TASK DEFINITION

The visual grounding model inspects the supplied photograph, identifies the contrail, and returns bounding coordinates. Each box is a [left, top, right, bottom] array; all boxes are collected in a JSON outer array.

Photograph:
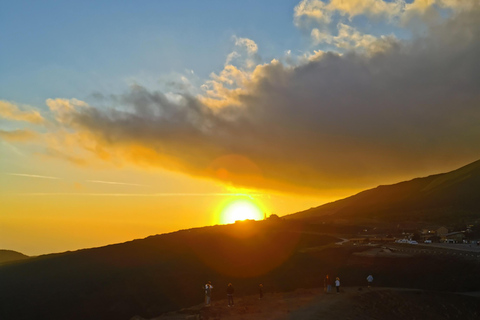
[[87, 180, 146, 187], [7, 192, 260, 198], [6, 173, 60, 180]]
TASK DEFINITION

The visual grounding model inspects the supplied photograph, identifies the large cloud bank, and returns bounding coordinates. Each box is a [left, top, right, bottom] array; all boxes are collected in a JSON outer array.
[[4, 3, 480, 194]]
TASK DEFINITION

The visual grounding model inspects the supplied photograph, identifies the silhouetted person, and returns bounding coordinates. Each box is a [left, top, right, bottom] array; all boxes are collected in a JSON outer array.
[[367, 274, 373, 288], [335, 277, 340, 294], [227, 283, 234, 306], [324, 275, 332, 293], [205, 281, 213, 306], [259, 284, 263, 299]]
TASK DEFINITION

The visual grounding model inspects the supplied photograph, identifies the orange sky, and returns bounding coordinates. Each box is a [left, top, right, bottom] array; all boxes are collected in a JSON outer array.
[[0, 155, 336, 255]]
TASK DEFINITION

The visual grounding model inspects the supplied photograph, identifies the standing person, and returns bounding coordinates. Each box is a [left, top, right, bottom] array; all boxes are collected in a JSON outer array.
[[367, 274, 373, 288], [227, 283, 234, 307], [335, 277, 340, 294], [324, 275, 332, 293], [258, 284, 263, 299], [205, 281, 213, 306]]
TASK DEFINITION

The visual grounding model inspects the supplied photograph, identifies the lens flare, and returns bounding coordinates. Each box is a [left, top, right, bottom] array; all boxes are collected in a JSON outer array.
[[219, 199, 264, 224]]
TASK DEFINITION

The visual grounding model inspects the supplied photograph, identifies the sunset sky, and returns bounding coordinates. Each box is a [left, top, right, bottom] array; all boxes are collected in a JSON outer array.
[[1, 0, 480, 256]]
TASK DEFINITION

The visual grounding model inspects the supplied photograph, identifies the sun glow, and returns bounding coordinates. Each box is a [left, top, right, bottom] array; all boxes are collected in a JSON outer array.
[[220, 199, 264, 224]]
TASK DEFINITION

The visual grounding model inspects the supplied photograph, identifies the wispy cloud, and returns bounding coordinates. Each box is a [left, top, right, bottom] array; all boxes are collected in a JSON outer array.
[[0, 100, 44, 124], [87, 180, 147, 187], [6, 173, 61, 180], [7, 192, 259, 199], [0, 129, 39, 142], [294, 0, 477, 50]]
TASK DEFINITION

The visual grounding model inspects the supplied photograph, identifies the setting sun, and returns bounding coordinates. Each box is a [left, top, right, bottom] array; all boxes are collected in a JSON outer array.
[[220, 199, 264, 224]]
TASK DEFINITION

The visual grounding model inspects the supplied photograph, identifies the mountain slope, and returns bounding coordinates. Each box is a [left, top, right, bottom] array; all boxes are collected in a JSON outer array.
[[0, 250, 28, 264], [0, 221, 339, 320], [287, 159, 480, 224]]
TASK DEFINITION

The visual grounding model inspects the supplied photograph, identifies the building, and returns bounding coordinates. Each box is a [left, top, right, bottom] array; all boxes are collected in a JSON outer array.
[[442, 232, 465, 243]]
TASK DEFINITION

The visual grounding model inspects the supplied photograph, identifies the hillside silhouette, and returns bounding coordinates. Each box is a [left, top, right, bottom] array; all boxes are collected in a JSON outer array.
[[2, 218, 480, 319], [0, 249, 29, 265], [287, 159, 480, 225], [0, 220, 339, 320], [2, 160, 480, 319]]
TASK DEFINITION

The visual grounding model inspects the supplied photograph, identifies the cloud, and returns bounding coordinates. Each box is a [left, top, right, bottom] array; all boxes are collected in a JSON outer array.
[[87, 180, 146, 187], [0, 129, 39, 142], [0, 100, 44, 124], [6, 173, 60, 180], [8, 192, 260, 198], [311, 24, 389, 53], [41, 147, 89, 166], [233, 36, 259, 55], [297, 0, 478, 50], [200, 37, 261, 108], [8, 5, 480, 195], [46, 98, 89, 124], [294, 0, 404, 28], [295, 0, 475, 28], [294, 0, 332, 27]]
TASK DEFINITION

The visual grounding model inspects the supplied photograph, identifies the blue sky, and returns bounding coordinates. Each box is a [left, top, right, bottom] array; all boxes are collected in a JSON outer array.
[[1, 1, 304, 107]]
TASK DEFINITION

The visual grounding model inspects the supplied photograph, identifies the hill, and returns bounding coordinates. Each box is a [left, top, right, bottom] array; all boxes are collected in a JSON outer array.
[[0, 249, 28, 264], [0, 220, 339, 320], [2, 217, 480, 320], [286, 159, 480, 225]]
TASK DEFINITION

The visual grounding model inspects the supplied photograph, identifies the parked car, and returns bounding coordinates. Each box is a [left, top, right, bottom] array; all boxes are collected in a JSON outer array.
[[424, 240, 432, 244]]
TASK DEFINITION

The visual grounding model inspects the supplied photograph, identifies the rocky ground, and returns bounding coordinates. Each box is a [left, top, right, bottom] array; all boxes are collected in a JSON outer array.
[[131, 287, 480, 320]]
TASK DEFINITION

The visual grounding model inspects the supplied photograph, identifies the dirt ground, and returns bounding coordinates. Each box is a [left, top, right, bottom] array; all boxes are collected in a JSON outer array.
[[137, 287, 480, 320]]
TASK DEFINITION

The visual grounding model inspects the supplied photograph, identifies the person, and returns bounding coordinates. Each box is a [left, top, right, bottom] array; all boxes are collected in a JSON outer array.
[[324, 275, 332, 293], [258, 284, 263, 299], [227, 283, 234, 307], [335, 277, 340, 294], [205, 281, 213, 306], [367, 274, 373, 288]]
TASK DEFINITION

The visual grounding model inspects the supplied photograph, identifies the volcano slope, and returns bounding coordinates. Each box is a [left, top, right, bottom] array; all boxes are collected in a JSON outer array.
[[143, 287, 480, 320]]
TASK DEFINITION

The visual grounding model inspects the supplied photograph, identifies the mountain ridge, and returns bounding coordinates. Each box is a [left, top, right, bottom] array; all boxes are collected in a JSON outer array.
[[0, 249, 29, 265], [286, 159, 480, 224]]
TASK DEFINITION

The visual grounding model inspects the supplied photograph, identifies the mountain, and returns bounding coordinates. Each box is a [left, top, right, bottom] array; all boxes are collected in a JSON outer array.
[[0, 249, 28, 264], [286, 159, 480, 225], [2, 216, 480, 320], [3, 160, 480, 320], [0, 220, 339, 320]]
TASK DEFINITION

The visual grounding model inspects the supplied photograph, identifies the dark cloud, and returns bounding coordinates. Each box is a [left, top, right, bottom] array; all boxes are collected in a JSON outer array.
[[67, 8, 480, 193]]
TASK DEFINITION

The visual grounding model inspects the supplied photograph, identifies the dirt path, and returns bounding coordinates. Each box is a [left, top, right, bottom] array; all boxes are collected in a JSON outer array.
[[144, 287, 480, 320]]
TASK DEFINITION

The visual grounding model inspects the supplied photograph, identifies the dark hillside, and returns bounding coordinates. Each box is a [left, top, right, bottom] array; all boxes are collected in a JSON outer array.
[[0, 249, 28, 264], [287, 159, 480, 224], [0, 220, 338, 320], [2, 220, 480, 320]]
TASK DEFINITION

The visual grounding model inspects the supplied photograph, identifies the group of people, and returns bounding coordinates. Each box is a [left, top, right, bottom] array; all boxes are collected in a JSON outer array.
[[323, 275, 341, 294], [324, 274, 374, 294], [205, 282, 264, 307], [205, 274, 374, 307]]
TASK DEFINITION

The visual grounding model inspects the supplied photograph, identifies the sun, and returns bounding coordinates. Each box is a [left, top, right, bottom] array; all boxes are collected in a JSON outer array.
[[220, 199, 264, 224]]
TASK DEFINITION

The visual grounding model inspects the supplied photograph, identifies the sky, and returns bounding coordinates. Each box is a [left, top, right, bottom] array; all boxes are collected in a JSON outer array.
[[1, 0, 480, 256]]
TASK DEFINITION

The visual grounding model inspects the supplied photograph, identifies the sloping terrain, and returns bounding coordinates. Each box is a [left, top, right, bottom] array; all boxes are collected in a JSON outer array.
[[0, 220, 338, 320], [141, 287, 480, 320], [287, 159, 480, 224], [0, 249, 28, 264], [2, 221, 480, 320]]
